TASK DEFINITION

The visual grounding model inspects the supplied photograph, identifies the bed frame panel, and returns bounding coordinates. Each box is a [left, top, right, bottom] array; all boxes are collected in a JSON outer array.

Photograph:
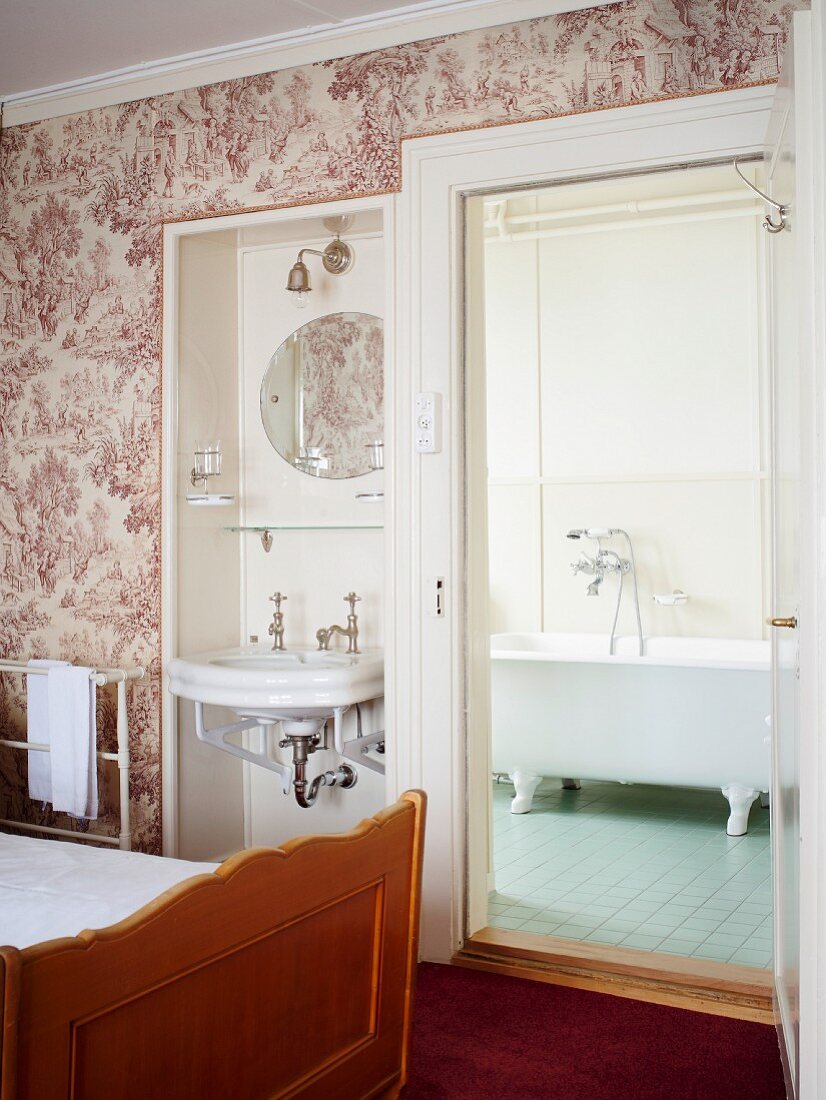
[[0, 791, 425, 1100]]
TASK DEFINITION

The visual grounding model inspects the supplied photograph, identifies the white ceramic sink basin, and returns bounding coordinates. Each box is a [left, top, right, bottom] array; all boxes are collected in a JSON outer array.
[[168, 645, 384, 720]]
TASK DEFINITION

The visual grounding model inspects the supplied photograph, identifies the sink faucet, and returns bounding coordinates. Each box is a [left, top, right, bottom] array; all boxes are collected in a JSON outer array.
[[316, 592, 361, 654], [268, 591, 287, 651]]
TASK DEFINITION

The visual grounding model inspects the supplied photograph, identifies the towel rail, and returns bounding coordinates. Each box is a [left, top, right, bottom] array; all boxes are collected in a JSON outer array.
[[0, 661, 144, 851]]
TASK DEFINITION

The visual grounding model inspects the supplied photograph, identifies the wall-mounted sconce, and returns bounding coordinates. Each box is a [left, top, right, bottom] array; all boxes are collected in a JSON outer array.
[[286, 229, 354, 309], [187, 440, 235, 505]]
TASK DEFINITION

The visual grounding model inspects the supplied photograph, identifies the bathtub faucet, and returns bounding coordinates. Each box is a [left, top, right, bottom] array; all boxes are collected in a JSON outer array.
[[567, 528, 644, 656], [570, 548, 626, 595]]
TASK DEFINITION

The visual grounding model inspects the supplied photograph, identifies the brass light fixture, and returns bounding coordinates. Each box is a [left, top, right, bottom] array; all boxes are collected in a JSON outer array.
[[286, 234, 354, 309]]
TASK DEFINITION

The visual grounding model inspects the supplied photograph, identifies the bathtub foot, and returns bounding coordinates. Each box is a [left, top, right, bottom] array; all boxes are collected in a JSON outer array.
[[722, 784, 759, 836], [561, 778, 581, 790], [510, 771, 542, 814]]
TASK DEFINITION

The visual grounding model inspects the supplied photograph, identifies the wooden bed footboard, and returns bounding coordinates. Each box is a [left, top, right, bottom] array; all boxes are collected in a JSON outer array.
[[0, 791, 426, 1100]]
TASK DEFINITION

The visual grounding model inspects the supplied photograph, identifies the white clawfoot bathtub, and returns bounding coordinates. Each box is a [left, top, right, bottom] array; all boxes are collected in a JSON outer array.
[[490, 633, 771, 835]]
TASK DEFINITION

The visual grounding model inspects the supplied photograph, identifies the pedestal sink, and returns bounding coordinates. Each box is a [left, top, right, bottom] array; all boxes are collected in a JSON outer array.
[[168, 646, 385, 805]]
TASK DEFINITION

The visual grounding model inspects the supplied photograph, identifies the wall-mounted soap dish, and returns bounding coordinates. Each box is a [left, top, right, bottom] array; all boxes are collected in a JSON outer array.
[[653, 590, 688, 606]]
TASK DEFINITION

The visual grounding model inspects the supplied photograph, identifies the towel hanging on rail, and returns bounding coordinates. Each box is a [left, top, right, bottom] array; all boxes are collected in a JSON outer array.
[[48, 665, 97, 819], [26, 662, 98, 819], [26, 658, 69, 804]]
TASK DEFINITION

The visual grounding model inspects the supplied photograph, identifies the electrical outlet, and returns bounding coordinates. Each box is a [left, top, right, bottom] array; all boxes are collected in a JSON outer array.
[[415, 393, 442, 453]]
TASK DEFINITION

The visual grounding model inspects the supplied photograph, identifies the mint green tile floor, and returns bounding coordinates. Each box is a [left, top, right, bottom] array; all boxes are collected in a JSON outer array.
[[489, 779, 772, 969]]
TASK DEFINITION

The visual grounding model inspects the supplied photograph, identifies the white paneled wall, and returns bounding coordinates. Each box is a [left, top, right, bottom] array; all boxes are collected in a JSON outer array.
[[485, 192, 767, 641], [176, 230, 244, 860], [239, 231, 385, 646]]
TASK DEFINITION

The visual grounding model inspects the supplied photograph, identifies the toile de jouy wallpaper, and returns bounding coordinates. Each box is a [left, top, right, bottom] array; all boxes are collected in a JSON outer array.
[[0, 0, 803, 852]]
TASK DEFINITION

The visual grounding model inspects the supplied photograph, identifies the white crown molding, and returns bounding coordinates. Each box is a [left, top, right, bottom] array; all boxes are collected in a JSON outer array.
[[2, 0, 596, 128]]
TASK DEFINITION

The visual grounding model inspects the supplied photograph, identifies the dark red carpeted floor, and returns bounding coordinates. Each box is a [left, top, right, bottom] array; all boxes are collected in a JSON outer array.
[[404, 963, 786, 1099]]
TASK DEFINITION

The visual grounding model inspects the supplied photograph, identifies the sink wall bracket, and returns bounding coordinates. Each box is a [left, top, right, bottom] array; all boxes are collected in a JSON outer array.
[[192, 700, 386, 795], [332, 703, 386, 775], [193, 701, 292, 793]]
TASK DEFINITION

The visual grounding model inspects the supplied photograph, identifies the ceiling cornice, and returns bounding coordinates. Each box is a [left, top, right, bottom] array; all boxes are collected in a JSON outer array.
[[2, 0, 596, 128]]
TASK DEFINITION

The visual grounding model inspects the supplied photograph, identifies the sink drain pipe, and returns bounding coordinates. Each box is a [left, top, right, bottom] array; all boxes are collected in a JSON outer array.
[[279, 731, 358, 808]]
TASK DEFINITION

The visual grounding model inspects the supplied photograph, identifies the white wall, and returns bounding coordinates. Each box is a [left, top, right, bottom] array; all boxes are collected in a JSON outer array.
[[485, 178, 768, 642], [238, 220, 387, 844], [176, 230, 244, 860]]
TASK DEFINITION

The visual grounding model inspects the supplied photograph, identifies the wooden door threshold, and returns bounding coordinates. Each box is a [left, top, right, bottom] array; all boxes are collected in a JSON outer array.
[[454, 927, 774, 1023]]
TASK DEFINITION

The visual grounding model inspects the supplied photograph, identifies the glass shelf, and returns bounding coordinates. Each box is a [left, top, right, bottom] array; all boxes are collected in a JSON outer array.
[[224, 524, 383, 532]]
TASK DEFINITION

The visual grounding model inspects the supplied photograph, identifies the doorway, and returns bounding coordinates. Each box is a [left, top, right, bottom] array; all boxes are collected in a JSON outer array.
[[471, 161, 774, 974], [393, 25, 823, 1086]]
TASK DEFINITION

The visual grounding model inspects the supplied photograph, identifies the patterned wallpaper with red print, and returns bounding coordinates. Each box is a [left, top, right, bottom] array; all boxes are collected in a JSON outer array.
[[0, 0, 802, 852]]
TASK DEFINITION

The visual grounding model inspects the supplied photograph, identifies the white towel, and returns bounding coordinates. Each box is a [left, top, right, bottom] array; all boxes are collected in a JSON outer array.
[[47, 666, 98, 820], [26, 658, 69, 802]]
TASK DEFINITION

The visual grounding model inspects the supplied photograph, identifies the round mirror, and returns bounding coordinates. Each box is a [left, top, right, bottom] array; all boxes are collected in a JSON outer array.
[[260, 312, 384, 479]]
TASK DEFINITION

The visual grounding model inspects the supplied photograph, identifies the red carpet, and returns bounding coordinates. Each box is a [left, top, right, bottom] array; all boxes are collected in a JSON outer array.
[[405, 963, 786, 1099]]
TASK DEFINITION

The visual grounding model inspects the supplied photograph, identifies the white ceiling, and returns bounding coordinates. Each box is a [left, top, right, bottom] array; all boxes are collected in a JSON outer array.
[[0, 0, 457, 100]]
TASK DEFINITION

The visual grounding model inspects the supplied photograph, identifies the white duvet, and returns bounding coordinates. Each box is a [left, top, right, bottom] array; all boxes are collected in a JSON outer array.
[[0, 831, 218, 950]]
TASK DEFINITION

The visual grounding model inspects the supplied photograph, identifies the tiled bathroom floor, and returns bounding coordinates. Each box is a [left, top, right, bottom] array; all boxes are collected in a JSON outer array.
[[489, 779, 772, 969]]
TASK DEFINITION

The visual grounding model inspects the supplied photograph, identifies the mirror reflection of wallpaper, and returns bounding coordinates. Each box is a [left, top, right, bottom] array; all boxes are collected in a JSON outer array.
[[299, 313, 383, 478], [0, 0, 802, 851]]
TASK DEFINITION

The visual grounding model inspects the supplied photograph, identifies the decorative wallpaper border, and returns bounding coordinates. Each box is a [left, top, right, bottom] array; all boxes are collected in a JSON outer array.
[[0, 0, 803, 852]]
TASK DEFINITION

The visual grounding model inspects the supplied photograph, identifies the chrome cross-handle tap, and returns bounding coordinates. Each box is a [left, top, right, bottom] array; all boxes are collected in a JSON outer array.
[[316, 592, 361, 653], [344, 591, 361, 617], [570, 551, 597, 576], [268, 591, 287, 651]]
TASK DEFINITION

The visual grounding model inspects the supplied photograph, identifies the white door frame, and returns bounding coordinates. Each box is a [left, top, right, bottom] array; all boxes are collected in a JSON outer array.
[[391, 85, 777, 963]]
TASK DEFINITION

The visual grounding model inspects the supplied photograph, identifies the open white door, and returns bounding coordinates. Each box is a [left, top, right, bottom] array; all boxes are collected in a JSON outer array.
[[766, 11, 825, 1098], [767, 47, 801, 1090]]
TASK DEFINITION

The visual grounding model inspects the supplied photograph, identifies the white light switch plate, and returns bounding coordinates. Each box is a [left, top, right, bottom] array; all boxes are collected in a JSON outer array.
[[415, 392, 442, 453]]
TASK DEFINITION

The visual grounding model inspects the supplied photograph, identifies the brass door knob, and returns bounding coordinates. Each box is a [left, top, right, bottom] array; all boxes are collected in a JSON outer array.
[[768, 616, 798, 629]]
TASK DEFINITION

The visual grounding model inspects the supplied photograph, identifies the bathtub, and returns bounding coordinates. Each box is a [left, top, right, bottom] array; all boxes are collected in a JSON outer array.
[[490, 633, 771, 835]]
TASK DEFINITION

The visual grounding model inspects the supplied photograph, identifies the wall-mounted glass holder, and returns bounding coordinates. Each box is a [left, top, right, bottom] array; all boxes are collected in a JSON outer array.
[[366, 440, 384, 470], [187, 440, 235, 506]]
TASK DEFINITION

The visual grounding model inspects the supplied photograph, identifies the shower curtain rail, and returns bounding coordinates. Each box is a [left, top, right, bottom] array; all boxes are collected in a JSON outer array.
[[0, 660, 144, 850]]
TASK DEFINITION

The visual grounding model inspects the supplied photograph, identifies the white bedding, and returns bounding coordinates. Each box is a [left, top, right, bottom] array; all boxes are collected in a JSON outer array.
[[0, 831, 218, 950]]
